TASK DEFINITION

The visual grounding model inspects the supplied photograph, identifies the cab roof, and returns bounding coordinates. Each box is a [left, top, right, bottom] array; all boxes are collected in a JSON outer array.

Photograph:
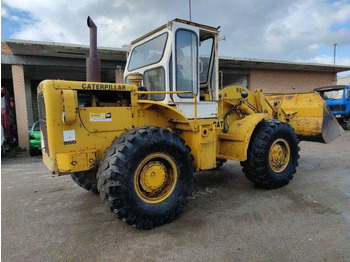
[[131, 18, 219, 45], [314, 85, 349, 91]]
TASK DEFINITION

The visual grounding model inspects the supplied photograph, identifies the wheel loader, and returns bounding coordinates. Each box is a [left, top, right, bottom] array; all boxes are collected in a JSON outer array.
[[37, 17, 344, 229]]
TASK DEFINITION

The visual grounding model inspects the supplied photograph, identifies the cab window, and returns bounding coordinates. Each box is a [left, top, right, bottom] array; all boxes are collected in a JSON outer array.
[[199, 37, 214, 84], [175, 29, 198, 98], [128, 33, 168, 71], [143, 67, 166, 101]]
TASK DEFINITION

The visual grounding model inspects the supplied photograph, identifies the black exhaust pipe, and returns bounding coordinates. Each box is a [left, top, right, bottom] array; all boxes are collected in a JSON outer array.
[[86, 16, 100, 82]]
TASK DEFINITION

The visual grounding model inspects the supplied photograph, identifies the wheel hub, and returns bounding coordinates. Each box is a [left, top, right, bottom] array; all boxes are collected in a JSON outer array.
[[269, 138, 291, 173], [139, 161, 167, 194], [134, 153, 178, 203]]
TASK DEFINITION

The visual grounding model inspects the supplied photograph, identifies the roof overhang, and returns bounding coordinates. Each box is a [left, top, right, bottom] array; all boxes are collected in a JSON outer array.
[[5, 39, 127, 62], [3, 39, 350, 73], [219, 56, 350, 73]]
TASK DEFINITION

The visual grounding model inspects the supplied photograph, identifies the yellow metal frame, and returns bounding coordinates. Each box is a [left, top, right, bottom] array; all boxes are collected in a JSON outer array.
[[38, 79, 337, 175], [136, 90, 198, 121]]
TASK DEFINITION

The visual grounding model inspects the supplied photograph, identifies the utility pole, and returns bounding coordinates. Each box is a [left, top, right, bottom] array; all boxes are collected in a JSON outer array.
[[334, 43, 337, 65], [189, 0, 192, 21]]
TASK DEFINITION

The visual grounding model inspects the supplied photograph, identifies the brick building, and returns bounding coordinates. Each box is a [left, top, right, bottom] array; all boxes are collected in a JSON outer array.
[[1, 39, 350, 149]]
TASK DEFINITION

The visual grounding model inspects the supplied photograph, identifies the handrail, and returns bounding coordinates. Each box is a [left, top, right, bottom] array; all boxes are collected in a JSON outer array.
[[135, 90, 198, 121]]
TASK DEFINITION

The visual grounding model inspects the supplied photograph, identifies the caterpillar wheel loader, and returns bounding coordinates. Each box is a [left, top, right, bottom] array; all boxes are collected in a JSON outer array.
[[38, 17, 344, 229]]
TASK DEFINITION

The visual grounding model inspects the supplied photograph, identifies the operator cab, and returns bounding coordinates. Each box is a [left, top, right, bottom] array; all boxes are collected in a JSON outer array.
[[124, 19, 220, 119]]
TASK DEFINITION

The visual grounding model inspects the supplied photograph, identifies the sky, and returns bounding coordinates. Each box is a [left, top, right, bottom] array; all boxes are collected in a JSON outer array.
[[1, 0, 350, 76]]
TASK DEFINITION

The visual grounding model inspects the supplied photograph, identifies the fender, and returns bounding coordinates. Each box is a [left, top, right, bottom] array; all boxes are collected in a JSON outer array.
[[218, 113, 268, 161], [137, 100, 196, 131]]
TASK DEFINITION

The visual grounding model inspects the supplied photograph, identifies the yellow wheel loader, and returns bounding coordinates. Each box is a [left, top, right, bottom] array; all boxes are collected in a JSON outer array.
[[37, 17, 344, 229]]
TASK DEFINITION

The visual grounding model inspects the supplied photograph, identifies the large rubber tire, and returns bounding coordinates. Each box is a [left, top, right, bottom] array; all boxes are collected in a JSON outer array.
[[240, 120, 300, 189], [71, 169, 98, 194], [216, 159, 227, 169], [345, 118, 350, 130], [97, 126, 194, 229]]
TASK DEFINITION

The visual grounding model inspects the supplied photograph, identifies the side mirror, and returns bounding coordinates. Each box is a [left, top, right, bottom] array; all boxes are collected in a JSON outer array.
[[61, 90, 77, 125]]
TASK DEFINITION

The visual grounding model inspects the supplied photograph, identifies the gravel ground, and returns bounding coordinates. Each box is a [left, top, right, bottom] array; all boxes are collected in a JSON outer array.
[[2, 131, 350, 262]]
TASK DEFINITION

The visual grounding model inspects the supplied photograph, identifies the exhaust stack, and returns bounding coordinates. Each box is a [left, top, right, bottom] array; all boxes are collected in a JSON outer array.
[[86, 16, 100, 82]]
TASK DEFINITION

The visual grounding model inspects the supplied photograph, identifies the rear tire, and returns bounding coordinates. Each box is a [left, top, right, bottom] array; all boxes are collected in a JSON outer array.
[[241, 120, 300, 189], [71, 169, 98, 194], [97, 127, 194, 229]]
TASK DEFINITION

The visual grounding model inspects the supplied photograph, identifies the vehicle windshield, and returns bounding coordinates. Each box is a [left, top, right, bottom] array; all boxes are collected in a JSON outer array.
[[33, 122, 40, 131], [320, 89, 343, 100], [128, 33, 168, 71]]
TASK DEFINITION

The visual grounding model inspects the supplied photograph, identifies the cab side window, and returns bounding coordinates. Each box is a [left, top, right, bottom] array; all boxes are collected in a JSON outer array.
[[175, 29, 198, 98]]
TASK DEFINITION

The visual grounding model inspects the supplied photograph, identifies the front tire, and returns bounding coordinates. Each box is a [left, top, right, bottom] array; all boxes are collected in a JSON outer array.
[[97, 127, 194, 229], [345, 118, 350, 130], [241, 120, 300, 189]]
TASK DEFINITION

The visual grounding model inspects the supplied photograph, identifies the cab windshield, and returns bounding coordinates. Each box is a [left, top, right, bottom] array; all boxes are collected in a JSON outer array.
[[128, 33, 168, 71], [320, 89, 343, 100]]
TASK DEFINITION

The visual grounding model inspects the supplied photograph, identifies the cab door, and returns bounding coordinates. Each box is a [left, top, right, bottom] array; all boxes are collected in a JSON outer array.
[[171, 23, 199, 104], [171, 23, 218, 119]]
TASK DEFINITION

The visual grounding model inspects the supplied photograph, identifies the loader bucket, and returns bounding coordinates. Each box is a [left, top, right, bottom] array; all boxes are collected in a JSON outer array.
[[266, 92, 344, 143], [321, 106, 345, 143]]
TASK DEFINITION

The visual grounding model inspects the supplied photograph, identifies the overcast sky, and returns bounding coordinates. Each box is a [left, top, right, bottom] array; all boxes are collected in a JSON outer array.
[[1, 0, 350, 75]]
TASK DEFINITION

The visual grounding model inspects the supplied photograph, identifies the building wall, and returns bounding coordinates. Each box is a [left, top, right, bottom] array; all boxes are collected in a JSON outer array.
[[11, 65, 29, 149], [1, 42, 12, 55], [249, 69, 336, 93]]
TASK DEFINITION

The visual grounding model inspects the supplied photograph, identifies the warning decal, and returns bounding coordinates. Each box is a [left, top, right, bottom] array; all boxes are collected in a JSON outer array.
[[63, 130, 76, 145], [89, 113, 112, 122]]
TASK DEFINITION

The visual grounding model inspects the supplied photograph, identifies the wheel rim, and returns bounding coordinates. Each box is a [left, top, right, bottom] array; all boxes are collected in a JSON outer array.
[[269, 138, 291, 173], [134, 153, 178, 203]]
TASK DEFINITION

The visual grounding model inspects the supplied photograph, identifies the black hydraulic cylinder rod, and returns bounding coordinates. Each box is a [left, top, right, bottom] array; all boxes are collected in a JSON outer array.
[[86, 16, 100, 82]]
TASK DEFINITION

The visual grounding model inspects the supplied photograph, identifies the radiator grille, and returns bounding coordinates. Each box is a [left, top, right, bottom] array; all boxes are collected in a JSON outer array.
[[37, 91, 49, 156], [329, 104, 346, 112]]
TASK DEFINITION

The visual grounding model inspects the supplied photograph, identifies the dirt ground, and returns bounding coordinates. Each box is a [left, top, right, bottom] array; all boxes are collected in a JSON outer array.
[[2, 131, 350, 262]]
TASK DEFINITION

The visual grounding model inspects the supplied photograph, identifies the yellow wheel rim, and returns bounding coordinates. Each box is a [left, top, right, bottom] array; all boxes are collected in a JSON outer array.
[[134, 153, 178, 203], [269, 138, 291, 173]]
